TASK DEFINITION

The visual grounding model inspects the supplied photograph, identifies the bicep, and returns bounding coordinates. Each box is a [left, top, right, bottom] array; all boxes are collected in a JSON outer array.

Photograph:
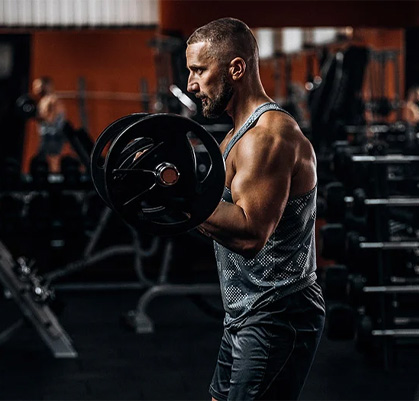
[[230, 135, 294, 237]]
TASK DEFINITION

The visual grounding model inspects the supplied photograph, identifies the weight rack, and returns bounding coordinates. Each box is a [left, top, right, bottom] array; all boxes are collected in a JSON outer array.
[[352, 155, 419, 369]]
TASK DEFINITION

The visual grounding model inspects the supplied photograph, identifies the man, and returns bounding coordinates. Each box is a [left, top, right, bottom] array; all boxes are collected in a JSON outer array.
[[32, 76, 67, 171], [186, 18, 325, 400], [403, 85, 419, 128]]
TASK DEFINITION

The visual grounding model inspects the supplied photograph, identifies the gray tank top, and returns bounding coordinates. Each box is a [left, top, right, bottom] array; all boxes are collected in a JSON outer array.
[[214, 102, 317, 328], [39, 112, 66, 155]]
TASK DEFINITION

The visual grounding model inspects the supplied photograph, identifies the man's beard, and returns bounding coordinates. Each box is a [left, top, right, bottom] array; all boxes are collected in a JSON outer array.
[[201, 74, 233, 119]]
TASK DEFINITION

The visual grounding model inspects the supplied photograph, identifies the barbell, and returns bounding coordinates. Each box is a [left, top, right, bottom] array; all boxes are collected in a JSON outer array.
[[90, 113, 226, 236]]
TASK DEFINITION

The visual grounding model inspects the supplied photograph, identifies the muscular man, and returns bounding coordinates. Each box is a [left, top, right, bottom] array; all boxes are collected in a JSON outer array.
[[403, 85, 419, 128], [32, 76, 66, 171], [186, 18, 325, 400]]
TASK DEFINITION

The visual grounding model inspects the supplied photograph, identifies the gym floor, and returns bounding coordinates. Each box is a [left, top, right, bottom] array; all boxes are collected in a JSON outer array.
[[1, 286, 419, 401]]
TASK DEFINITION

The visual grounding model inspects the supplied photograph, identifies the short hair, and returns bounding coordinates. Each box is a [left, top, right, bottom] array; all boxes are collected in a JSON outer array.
[[39, 76, 52, 85], [34, 76, 53, 93], [187, 18, 259, 72], [407, 85, 419, 99]]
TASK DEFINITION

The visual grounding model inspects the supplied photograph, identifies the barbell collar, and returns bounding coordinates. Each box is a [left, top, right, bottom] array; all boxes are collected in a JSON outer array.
[[155, 162, 180, 186]]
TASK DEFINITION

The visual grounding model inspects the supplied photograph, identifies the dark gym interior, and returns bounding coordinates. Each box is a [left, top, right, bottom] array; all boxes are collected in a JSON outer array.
[[1, 1, 419, 400]]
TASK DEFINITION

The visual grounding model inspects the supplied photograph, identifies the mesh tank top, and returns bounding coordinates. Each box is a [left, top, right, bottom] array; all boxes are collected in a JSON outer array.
[[214, 102, 318, 328]]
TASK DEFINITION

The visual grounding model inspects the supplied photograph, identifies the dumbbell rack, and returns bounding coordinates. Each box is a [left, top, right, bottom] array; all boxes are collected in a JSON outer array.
[[352, 155, 419, 369], [0, 240, 77, 358]]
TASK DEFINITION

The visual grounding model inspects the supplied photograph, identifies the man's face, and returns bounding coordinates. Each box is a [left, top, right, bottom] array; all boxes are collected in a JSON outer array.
[[32, 79, 51, 97], [186, 42, 233, 118], [32, 79, 44, 96]]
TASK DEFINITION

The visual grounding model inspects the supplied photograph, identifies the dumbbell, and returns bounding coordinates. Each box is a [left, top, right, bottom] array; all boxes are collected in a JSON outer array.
[[347, 231, 419, 252], [15, 94, 37, 120], [324, 182, 346, 222], [354, 314, 375, 353], [326, 303, 356, 341], [319, 223, 346, 261], [347, 274, 367, 307], [324, 182, 369, 221], [324, 265, 349, 302], [321, 223, 419, 260], [355, 313, 419, 353], [324, 183, 369, 235], [325, 181, 406, 222]]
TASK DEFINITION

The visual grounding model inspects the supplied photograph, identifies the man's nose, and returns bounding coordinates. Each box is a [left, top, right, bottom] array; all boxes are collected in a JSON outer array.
[[187, 78, 199, 93]]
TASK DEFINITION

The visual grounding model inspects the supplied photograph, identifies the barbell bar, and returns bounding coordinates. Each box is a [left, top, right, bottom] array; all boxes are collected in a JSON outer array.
[[371, 329, 419, 337], [343, 196, 419, 207], [359, 241, 419, 250], [351, 155, 419, 163], [363, 285, 419, 293]]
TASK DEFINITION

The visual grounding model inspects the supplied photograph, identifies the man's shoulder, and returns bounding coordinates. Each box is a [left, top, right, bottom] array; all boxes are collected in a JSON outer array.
[[241, 112, 315, 163], [236, 121, 297, 163], [247, 111, 304, 144]]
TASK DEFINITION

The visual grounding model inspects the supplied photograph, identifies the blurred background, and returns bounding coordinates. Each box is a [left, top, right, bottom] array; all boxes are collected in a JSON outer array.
[[1, 1, 419, 400]]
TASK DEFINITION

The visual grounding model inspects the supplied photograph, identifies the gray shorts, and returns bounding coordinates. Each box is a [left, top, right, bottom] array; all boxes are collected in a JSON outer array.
[[209, 282, 325, 401]]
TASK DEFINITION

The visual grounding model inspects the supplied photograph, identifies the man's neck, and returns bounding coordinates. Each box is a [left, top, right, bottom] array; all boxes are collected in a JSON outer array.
[[227, 91, 273, 135]]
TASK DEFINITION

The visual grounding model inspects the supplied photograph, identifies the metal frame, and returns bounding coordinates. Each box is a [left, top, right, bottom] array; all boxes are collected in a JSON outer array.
[[0, 241, 77, 358]]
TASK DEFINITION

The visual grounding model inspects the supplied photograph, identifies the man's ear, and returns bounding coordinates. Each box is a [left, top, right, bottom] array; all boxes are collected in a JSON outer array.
[[229, 57, 246, 81]]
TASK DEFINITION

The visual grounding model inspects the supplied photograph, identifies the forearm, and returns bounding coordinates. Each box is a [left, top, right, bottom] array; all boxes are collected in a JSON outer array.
[[198, 201, 264, 257]]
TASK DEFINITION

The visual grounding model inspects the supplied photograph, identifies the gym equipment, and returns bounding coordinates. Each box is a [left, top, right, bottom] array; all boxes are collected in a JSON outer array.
[[365, 50, 402, 120], [356, 314, 419, 341], [348, 273, 419, 304], [126, 280, 220, 334], [329, 146, 419, 188], [62, 123, 94, 171], [0, 244, 77, 358], [326, 303, 356, 340], [324, 182, 346, 222], [15, 94, 37, 120], [0, 195, 23, 236], [319, 223, 346, 261], [29, 156, 49, 188], [321, 227, 418, 256], [60, 155, 82, 186], [348, 232, 419, 251], [355, 314, 374, 353], [352, 154, 419, 164], [325, 185, 419, 226], [91, 113, 226, 236], [0, 158, 22, 190], [309, 46, 369, 150], [324, 265, 348, 301], [347, 274, 367, 306]]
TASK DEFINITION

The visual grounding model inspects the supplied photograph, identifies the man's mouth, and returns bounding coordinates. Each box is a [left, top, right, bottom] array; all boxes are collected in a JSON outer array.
[[197, 94, 207, 103]]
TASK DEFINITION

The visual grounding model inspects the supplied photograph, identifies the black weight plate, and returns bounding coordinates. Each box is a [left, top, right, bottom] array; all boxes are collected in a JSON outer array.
[[105, 113, 225, 235], [16, 94, 37, 119], [90, 113, 148, 208]]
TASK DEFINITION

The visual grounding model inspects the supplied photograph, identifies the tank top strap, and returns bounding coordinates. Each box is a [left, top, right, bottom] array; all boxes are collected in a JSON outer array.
[[222, 102, 294, 160]]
